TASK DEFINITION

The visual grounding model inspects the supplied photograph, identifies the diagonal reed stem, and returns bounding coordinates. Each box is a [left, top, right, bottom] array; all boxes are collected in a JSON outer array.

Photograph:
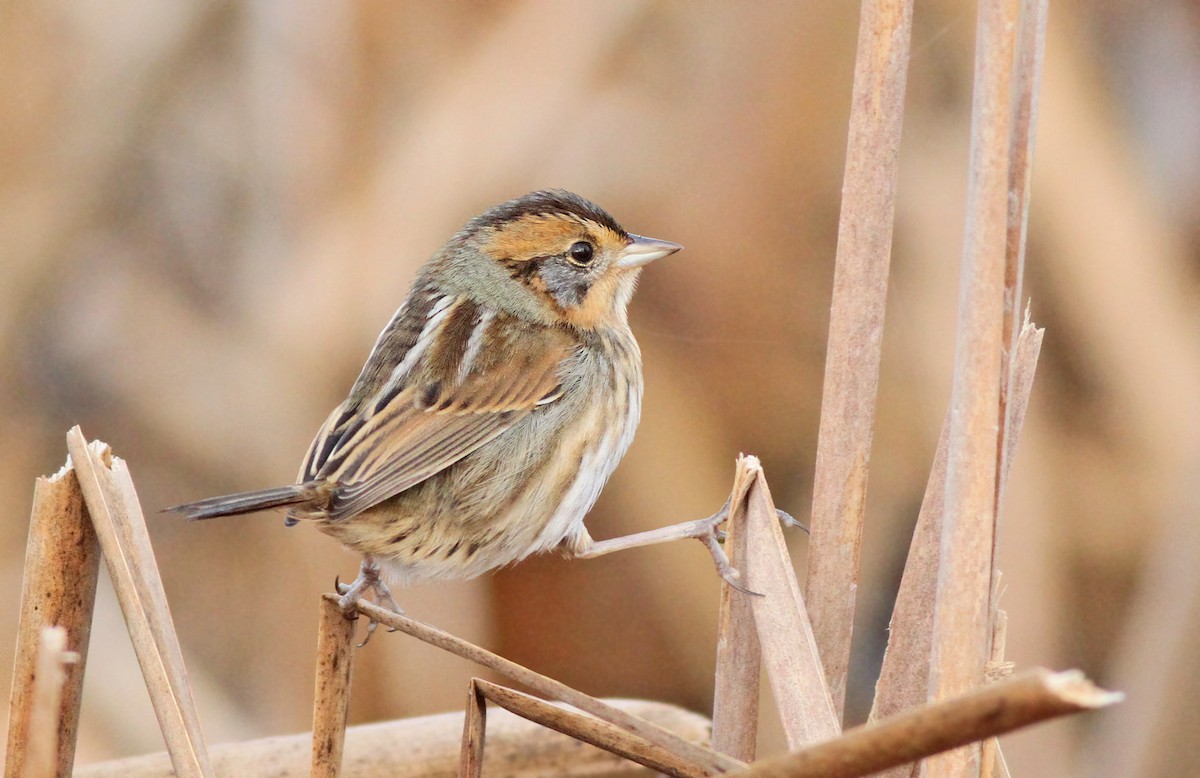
[[463, 679, 709, 778], [329, 595, 742, 775], [735, 669, 1120, 778], [66, 428, 214, 778]]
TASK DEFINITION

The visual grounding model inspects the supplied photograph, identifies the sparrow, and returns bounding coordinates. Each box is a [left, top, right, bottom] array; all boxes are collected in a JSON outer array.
[[170, 190, 763, 619]]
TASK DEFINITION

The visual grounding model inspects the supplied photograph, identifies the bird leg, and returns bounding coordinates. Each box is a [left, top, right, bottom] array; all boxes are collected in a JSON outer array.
[[335, 556, 402, 645], [562, 500, 805, 596]]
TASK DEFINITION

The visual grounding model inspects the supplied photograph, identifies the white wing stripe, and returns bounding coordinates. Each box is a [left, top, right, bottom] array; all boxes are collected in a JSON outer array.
[[382, 295, 457, 391], [457, 307, 496, 385]]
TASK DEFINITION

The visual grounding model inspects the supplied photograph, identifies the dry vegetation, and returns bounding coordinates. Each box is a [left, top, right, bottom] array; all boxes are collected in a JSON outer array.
[[2, 1, 1200, 776]]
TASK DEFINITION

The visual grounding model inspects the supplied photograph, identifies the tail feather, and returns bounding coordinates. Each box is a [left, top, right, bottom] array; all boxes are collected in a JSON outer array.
[[166, 482, 323, 521]]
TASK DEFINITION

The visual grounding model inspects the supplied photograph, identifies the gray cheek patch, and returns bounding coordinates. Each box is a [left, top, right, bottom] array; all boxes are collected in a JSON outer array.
[[540, 261, 592, 309]]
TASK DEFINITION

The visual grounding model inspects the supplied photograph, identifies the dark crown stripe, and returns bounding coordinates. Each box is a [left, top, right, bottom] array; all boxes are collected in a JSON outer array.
[[468, 190, 628, 239]]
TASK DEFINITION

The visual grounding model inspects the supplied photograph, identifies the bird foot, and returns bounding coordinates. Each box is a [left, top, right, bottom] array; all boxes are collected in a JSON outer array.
[[335, 558, 402, 646], [680, 503, 760, 596], [690, 500, 806, 595]]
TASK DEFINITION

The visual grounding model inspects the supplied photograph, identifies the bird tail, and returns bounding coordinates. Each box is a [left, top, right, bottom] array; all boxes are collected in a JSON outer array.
[[166, 482, 325, 521]]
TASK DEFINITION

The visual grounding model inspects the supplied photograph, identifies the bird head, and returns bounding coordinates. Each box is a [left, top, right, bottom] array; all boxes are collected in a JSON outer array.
[[437, 190, 682, 330]]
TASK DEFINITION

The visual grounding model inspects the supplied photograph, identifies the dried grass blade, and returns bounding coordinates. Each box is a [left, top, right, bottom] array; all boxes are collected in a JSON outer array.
[[65, 427, 214, 778], [742, 458, 840, 747], [6, 465, 100, 778], [471, 680, 709, 778], [806, 0, 914, 716], [733, 669, 1121, 778], [333, 595, 741, 775], [311, 597, 357, 778], [711, 457, 761, 761]]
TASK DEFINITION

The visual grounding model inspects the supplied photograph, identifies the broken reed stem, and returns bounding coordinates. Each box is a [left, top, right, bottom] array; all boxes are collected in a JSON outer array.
[[1000, 0, 1049, 370], [711, 461, 761, 761], [329, 595, 742, 775], [740, 458, 840, 748], [735, 669, 1121, 778], [23, 628, 78, 778], [997, 319, 1043, 503], [465, 680, 709, 778], [805, 0, 914, 716], [869, 325, 1041, 775], [311, 597, 357, 778], [926, 0, 1021, 773], [6, 466, 100, 778], [992, 0, 1050, 608], [65, 427, 214, 778], [460, 682, 487, 778]]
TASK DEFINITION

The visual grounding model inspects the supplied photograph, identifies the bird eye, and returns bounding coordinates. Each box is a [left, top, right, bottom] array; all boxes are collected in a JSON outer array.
[[567, 241, 595, 266]]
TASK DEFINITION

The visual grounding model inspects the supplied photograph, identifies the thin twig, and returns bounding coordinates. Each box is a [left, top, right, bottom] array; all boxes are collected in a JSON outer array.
[[5, 465, 100, 778], [805, 0, 914, 716], [734, 669, 1121, 778], [711, 460, 761, 761], [466, 680, 710, 778], [926, 0, 1021, 772], [312, 597, 357, 778], [742, 458, 840, 748], [65, 427, 214, 778], [329, 595, 741, 775], [23, 628, 78, 778]]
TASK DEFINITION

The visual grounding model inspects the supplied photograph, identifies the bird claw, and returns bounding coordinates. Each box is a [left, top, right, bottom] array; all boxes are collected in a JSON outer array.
[[775, 508, 810, 534], [686, 499, 806, 596], [336, 559, 403, 647], [688, 508, 764, 597]]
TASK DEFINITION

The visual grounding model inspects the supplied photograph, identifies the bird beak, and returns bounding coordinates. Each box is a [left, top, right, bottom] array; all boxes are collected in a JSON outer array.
[[616, 234, 683, 269]]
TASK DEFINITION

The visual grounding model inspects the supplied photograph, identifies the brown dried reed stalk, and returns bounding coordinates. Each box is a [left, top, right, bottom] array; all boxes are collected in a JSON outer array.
[[805, 0, 914, 717], [311, 597, 358, 778], [461, 679, 708, 778], [924, 0, 1022, 771], [65, 427, 214, 778], [734, 669, 1120, 778], [6, 465, 99, 778]]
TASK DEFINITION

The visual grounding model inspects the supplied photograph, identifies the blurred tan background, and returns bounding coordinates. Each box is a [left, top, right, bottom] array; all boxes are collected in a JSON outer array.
[[3, 1, 1199, 775]]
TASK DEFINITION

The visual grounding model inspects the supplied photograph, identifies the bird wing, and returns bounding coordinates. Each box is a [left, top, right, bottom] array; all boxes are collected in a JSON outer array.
[[298, 296, 575, 521]]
